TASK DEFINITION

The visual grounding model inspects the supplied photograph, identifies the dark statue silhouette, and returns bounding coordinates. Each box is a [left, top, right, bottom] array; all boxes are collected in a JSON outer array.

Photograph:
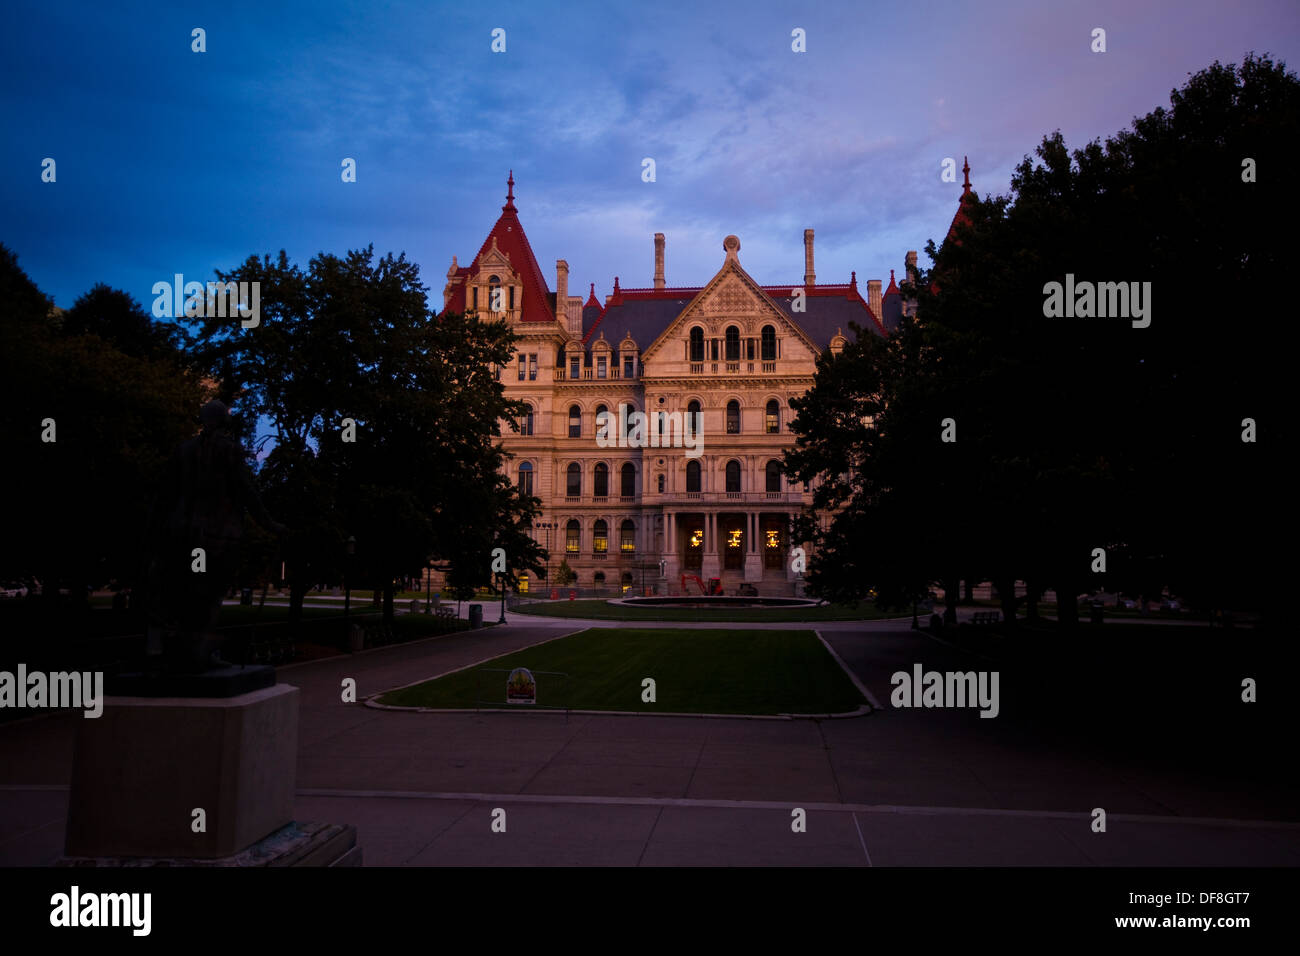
[[145, 400, 285, 672]]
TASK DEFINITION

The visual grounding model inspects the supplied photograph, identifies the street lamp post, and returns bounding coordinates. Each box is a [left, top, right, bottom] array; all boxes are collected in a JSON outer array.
[[498, 570, 507, 624], [425, 559, 433, 613], [344, 535, 356, 621]]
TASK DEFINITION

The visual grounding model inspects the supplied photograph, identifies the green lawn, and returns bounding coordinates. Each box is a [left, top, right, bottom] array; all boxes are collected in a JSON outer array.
[[510, 598, 902, 623], [376, 627, 866, 715]]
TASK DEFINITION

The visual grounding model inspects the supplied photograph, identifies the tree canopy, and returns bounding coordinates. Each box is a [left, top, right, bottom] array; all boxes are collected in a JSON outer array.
[[785, 54, 1294, 626]]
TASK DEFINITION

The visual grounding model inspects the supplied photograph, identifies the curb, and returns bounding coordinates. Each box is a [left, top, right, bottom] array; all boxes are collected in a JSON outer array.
[[362, 699, 874, 721]]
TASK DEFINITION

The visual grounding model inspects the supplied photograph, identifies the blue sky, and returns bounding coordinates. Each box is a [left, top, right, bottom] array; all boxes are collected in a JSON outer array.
[[3, 0, 1298, 310]]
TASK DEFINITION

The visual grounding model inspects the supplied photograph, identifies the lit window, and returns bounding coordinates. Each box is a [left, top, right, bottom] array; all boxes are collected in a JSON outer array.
[[765, 399, 779, 434], [620, 520, 635, 553], [593, 520, 608, 553]]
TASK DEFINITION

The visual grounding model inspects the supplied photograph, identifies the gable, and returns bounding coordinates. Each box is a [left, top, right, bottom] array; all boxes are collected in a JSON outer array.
[[641, 259, 820, 361]]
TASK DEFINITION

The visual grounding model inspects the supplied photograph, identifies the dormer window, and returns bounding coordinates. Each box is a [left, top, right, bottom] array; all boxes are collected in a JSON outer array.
[[488, 275, 502, 313]]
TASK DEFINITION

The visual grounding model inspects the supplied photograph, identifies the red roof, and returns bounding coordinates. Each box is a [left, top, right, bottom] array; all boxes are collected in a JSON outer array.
[[884, 268, 900, 297], [443, 172, 555, 322]]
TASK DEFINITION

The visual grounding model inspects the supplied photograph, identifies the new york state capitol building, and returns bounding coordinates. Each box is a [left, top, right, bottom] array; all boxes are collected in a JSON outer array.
[[439, 172, 970, 595]]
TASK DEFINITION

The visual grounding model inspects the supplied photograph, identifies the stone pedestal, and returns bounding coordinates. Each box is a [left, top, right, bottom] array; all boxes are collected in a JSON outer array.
[[65, 684, 299, 859]]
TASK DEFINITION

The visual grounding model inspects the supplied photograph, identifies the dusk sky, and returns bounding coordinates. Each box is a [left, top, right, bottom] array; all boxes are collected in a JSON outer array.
[[3, 0, 1297, 310]]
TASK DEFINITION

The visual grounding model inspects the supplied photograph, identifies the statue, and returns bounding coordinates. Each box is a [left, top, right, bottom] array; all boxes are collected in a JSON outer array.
[[145, 400, 286, 672]]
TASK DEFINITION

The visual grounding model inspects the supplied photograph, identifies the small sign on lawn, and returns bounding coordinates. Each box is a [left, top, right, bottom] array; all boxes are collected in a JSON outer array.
[[506, 667, 537, 705]]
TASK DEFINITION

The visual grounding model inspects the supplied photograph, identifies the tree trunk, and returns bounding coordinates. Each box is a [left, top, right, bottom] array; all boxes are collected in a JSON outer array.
[[943, 576, 959, 626], [995, 576, 1017, 625], [289, 579, 306, 632], [1057, 582, 1079, 630]]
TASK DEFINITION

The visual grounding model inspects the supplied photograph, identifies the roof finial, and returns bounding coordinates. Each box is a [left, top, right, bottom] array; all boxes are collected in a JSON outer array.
[[850, 270, 857, 288], [503, 170, 517, 212], [962, 156, 971, 194], [590, 282, 595, 296], [613, 276, 620, 293]]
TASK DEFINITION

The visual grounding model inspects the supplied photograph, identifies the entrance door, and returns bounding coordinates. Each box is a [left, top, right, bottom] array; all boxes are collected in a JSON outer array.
[[682, 519, 704, 569], [721, 515, 745, 570], [762, 517, 785, 569]]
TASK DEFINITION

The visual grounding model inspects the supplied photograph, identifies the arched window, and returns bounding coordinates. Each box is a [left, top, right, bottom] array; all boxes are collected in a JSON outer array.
[[726, 460, 741, 493], [689, 327, 705, 362], [594, 462, 609, 497], [518, 461, 533, 496], [687, 400, 702, 436], [568, 404, 581, 438], [566, 462, 581, 497], [657, 474, 665, 493], [595, 404, 609, 436], [725, 326, 740, 361], [686, 459, 702, 493], [761, 325, 776, 361], [622, 403, 637, 438], [621, 463, 635, 497], [593, 520, 608, 553], [565, 519, 580, 552], [765, 399, 780, 434], [620, 520, 636, 553], [726, 400, 740, 434], [765, 460, 781, 493], [520, 404, 534, 436], [488, 275, 502, 312]]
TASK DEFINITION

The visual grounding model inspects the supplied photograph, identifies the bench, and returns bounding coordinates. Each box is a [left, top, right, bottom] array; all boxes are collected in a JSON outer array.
[[435, 606, 456, 622], [971, 610, 1001, 625]]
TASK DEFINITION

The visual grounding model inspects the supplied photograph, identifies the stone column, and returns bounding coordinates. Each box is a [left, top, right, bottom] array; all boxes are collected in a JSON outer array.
[[701, 510, 720, 580]]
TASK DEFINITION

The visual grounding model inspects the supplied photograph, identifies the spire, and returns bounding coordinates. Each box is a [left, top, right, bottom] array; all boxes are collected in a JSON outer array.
[[885, 268, 900, 295], [850, 270, 857, 290], [503, 170, 516, 213], [585, 282, 600, 308], [962, 156, 971, 195]]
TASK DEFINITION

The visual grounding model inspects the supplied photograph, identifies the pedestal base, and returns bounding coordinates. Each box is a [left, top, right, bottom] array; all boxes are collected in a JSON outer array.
[[58, 821, 360, 867], [65, 684, 299, 859]]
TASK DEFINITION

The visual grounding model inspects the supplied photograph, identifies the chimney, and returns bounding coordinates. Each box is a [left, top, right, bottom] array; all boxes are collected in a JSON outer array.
[[905, 250, 918, 286], [555, 260, 569, 322], [654, 233, 665, 290], [867, 279, 882, 317], [803, 229, 815, 286]]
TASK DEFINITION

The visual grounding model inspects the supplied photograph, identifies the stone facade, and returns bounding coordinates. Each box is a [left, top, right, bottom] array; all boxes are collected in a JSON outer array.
[[439, 173, 925, 596]]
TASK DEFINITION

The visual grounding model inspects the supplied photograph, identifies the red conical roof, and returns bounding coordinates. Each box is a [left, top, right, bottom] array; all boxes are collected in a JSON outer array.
[[456, 172, 555, 322]]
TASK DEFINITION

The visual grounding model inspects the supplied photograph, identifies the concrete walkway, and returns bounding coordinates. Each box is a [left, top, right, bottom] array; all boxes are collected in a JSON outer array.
[[1, 619, 1293, 866]]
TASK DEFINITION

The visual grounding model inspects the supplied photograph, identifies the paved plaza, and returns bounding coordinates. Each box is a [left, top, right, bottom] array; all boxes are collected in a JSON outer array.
[[2, 612, 1296, 866]]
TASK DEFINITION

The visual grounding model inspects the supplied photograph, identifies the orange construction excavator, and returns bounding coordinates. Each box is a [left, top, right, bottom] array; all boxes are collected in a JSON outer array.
[[680, 573, 723, 596]]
